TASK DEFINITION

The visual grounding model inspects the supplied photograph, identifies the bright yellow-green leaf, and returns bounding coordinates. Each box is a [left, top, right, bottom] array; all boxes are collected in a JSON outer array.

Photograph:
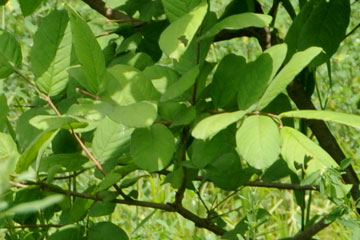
[[192, 110, 246, 140]]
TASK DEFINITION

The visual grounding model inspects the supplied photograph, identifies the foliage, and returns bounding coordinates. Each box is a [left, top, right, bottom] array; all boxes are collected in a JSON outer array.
[[0, 0, 360, 239]]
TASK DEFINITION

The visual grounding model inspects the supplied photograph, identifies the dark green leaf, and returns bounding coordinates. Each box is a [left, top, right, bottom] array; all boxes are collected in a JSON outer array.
[[108, 101, 157, 128], [18, 0, 43, 16], [68, 7, 106, 94], [89, 202, 116, 217], [93, 117, 133, 164], [285, 0, 350, 67], [88, 222, 128, 240], [0, 29, 22, 78], [31, 10, 71, 96], [130, 124, 175, 172]]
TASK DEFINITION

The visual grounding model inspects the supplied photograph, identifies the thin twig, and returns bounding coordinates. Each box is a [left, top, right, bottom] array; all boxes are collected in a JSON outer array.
[[1, 224, 64, 229], [81, 0, 143, 26], [19, 180, 226, 236], [76, 88, 100, 100]]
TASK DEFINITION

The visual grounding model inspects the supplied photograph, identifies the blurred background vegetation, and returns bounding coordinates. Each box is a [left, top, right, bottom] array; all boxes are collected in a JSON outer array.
[[0, 0, 359, 239]]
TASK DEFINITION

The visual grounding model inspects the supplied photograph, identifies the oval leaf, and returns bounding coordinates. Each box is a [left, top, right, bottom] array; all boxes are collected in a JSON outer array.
[[159, 2, 208, 60], [280, 110, 360, 129], [108, 101, 157, 128], [130, 124, 175, 172], [236, 115, 280, 170], [257, 47, 322, 109], [280, 126, 338, 173], [29, 115, 88, 131], [200, 13, 272, 40], [68, 7, 106, 94], [192, 110, 246, 140], [161, 65, 199, 102], [0, 29, 22, 79], [31, 10, 72, 96], [93, 117, 133, 164]]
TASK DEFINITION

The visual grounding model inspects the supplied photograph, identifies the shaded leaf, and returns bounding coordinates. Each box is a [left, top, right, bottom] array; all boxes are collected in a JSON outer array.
[[285, 0, 350, 67], [108, 101, 157, 128], [200, 13, 272, 40], [161, 0, 203, 22], [31, 10, 72, 96], [93, 117, 133, 164], [161, 65, 200, 102], [130, 124, 175, 172], [18, 0, 43, 16], [88, 222, 128, 240], [29, 115, 88, 131], [0, 29, 22, 78], [68, 7, 106, 93]]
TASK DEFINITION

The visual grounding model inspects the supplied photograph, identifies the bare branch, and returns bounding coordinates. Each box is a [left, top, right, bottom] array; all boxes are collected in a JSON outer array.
[[21, 181, 226, 236], [81, 0, 143, 26], [291, 213, 342, 240]]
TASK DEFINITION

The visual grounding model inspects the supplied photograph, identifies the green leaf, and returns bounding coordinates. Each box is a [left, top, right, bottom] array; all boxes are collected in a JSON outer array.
[[0, 0, 8, 6], [29, 115, 88, 131], [285, 0, 350, 67], [130, 124, 175, 172], [93, 117, 133, 164], [236, 115, 280, 170], [143, 65, 179, 94], [280, 110, 360, 130], [0, 133, 19, 194], [68, 7, 106, 94], [0, 94, 9, 131], [280, 126, 338, 173], [108, 101, 157, 128], [207, 152, 253, 190], [192, 110, 246, 140], [88, 222, 128, 240], [257, 47, 322, 109], [109, 52, 154, 71], [200, 13, 272, 40], [7, 195, 63, 215], [31, 10, 72, 96], [237, 53, 273, 110], [16, 130, 58, 173], [18, 0, 43, 16], [161, 65, 200, 102], [48, 225, 84, 240], [159, 2, 208, 60], [16, 108, 49, 150], [161, 0, 203, 22], [105, 64, 160, 105], [38, 153, 88, 173], [0, 29, 22, 78], [89, 202, 116, 217], [191, 129, 235, 169], [210, 54, 246, 108], [264, 43, 288, 81]]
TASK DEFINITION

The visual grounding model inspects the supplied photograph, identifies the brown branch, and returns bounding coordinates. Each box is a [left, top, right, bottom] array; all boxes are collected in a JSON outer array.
[[212, 18, 360, 205], [22, 181, 226, 236], [42, 95, 131, 201], [81, 0, 143, 26], [287, 80, 360, 201], [156, 170, 319, 191], [243, 181, 319, 191], [1, 224, 64, 229], [291, 212, 342, 240]]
